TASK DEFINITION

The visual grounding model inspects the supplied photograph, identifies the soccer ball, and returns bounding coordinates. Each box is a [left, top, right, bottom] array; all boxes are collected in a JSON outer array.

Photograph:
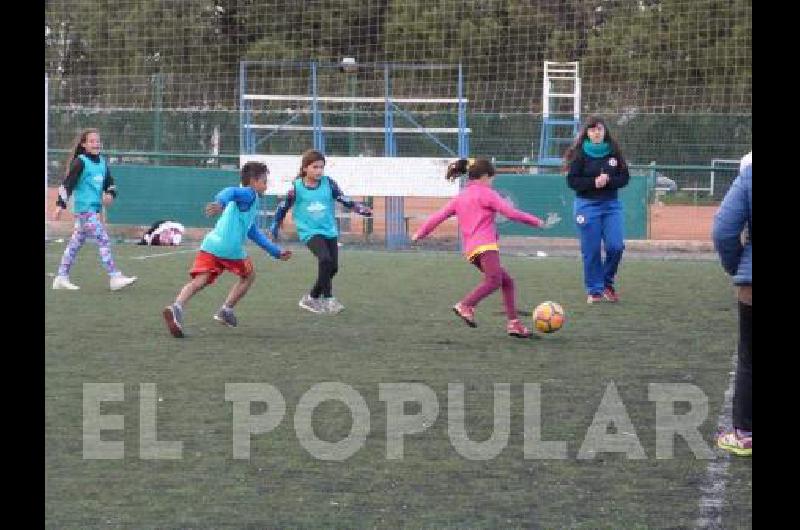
[[533, 301, 565, 334]]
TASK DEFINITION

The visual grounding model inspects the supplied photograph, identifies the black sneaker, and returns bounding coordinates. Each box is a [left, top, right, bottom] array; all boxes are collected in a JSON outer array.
[[213, 307, 238, 327]]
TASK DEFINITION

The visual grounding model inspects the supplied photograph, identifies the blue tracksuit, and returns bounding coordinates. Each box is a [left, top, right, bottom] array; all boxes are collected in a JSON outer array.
[[567, 149, 630, 295]]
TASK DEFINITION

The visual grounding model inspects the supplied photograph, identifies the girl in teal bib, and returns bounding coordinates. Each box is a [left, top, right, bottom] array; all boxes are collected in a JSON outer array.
[[51, 128, 137, 292], [271, 149, 373, 314]]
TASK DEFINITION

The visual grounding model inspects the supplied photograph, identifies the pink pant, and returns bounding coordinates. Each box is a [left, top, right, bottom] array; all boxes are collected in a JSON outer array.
[[461, 250, 517, 320]]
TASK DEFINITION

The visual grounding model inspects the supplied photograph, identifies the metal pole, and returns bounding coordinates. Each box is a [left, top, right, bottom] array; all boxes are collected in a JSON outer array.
[[311, 62, 321, 152], [45, 74, 49, 241], [457, 63, 467, 158], [152, 73, 163, 154], [239, 61, 246, 155], [349, 75, 356, 156]]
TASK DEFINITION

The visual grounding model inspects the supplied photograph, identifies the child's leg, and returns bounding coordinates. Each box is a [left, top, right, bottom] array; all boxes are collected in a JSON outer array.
[[324, 237, 339, 297], [57, 216, 89, 277], [87, 213, 121, 276], [164, 273, 210, 338], [461, 251, 504, 308], [222, 270, 256, 309], [178, 251, 226, 307], [176, 274, 211, 307], [214, 259, 255, 327], [499, 268, 518, 320], [306, 235, 335, 298]]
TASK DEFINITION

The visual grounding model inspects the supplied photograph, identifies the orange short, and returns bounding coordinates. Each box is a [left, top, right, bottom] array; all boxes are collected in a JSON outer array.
[[189, 250, 254, 285]]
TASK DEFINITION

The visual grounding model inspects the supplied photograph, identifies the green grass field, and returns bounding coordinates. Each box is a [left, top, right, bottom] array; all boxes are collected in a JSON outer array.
[[45, 242, 752, 528]]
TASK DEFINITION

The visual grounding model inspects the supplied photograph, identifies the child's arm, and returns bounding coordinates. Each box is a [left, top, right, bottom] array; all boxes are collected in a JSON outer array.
[[247, 224, 292, 260], [53, 158, 84, 218], [205, 187, 254, 216], [101, 166, 117, 207], [412, 199, 457, 241], [485, 189, 544, 228], [269, 188, 296, 239], [330, 179, 373, 216]]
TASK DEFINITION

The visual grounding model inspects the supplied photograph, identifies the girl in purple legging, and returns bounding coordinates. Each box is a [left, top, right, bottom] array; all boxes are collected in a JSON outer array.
[[51, 129, 137, 291]]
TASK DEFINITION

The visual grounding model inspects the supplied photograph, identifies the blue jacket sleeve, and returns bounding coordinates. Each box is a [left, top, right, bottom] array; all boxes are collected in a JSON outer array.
[[247, 224, 283, 258], [712, 162, 751, 278], [215, 187, 255, 209]]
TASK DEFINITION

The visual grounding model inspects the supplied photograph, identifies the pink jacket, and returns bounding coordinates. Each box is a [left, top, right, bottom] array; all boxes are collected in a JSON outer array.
[[415, 180, 543, 259]]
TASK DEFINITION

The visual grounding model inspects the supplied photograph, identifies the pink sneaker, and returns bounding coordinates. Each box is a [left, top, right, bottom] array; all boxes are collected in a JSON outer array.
[[506, 319, 532, 338], [452, 302, 477, 327]]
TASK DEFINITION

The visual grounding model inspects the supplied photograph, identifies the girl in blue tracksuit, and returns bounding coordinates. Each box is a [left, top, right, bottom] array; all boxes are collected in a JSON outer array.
[[52, 128, 138, 291], [564, 116, 630, 304], [270, 149, 372, 315]]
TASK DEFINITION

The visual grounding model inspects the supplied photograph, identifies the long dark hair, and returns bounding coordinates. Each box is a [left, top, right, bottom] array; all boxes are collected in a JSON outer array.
[[562, 116, 626, 172], [64, 128, 100, 173], [445, 158, 496, 182], [298, 149, 326, 179]]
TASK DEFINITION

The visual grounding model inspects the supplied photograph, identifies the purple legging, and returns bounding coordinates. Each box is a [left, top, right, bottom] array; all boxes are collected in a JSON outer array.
[[461, 250, 517, 320], [57, 212, 119, 277]]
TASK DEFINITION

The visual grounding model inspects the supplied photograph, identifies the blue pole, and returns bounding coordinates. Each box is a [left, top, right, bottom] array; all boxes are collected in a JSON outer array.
[[384, 64, 404, 249], [457, 63, 467, 158], [456, 64, 467, 254], [311, 62, 320, 151], [239, 62, 253, 154], [384, 64, 393, 156]]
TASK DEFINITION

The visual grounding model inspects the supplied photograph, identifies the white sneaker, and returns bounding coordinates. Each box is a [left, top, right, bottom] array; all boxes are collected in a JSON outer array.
[[298, 294, 324, 314], [52, 276, 80, 290], [322, 297, 345, 314], [110, 275, 137, 291]]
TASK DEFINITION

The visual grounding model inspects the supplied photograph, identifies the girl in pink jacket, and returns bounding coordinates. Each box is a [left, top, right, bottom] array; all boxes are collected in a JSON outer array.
[[412, 158, 554, 338]]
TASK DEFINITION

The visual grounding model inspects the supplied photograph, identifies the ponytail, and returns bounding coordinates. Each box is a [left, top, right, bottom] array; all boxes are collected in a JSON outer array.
[[445, 158, 495, 181]]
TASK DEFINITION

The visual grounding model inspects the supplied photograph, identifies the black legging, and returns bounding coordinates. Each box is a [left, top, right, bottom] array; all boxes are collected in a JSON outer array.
[[733, 301, 752, 432], [307, 235, 339, 298]]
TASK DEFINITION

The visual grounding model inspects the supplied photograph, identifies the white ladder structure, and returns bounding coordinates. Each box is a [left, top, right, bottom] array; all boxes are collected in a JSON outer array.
[[537, 61, 581, 166]]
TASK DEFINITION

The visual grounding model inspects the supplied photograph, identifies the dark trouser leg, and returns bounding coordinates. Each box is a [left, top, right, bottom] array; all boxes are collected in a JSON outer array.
[[307, 236, 335, 298], [732, 301, 752, 432]]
